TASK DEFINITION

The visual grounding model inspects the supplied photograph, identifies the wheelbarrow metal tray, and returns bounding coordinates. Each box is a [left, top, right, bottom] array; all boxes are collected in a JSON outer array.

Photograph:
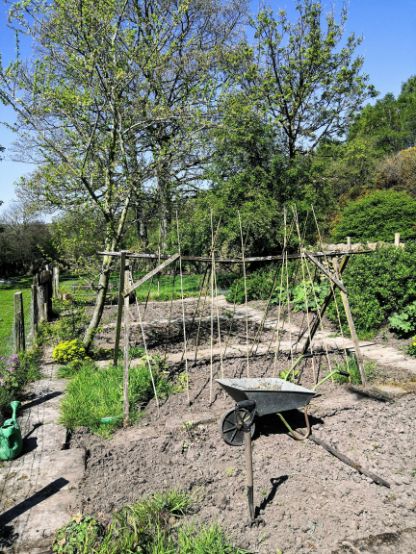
[[216, 378, 316, 417]]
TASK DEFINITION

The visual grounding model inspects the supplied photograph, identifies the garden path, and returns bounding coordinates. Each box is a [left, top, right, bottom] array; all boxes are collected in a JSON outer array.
[[0, 349, 85, 553]]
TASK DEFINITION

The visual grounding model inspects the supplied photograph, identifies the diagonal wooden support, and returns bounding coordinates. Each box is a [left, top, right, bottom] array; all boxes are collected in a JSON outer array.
[[301, 255, 350, 356], [124, 253, 180, 297], [303, 251, 347, 293], [332, 258, 367, 386]]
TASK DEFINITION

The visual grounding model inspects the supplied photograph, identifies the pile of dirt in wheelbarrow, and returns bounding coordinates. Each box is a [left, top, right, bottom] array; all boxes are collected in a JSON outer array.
[[72, 355, 416, 553]]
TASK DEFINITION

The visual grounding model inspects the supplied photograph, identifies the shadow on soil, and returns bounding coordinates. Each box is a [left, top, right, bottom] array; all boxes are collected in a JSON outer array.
[[256, 409, 323, 437]]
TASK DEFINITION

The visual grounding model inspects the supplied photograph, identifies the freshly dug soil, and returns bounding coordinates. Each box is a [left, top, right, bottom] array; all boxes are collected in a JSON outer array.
[[72, 354, 416, 553]]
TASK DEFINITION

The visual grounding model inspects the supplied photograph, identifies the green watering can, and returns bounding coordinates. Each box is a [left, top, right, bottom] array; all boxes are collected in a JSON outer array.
[[0, 401, 23, 461]]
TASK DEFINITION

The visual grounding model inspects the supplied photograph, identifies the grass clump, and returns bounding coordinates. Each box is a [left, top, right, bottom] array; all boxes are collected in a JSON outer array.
[[53, 491, 249, 554], [60, 357, 171, 435]]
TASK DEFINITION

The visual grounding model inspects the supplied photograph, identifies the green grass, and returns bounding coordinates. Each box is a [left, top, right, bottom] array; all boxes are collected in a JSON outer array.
[[0, 277, 32, 357], [0, 347, 42, 411], [60, 358, 171, 436], [59, 271, 233, 304], [53, 490, 249, 554]]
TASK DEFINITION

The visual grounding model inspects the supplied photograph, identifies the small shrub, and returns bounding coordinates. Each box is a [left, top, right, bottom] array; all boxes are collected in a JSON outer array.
[[52, 340, 87, 365], [290, 279, 329, 312], [389, 301, 416, 337]]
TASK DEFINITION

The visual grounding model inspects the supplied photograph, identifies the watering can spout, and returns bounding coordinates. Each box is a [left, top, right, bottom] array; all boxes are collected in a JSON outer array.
[[10, 400, 21, 424]]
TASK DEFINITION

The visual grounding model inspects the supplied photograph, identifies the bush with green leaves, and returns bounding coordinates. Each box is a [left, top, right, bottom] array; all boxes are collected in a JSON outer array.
[[60, 357, 171, 436], [332, 190, 416, 242], [389, 301, 416, 337], [52, 339, 87, 365], [53, 491, 248, 554], [328, 244, 416, 337]]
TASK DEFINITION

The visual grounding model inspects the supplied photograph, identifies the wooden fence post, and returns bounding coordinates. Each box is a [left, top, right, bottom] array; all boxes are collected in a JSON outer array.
[[394, 232, 400, 248], [123, 259, 130, 427], [14, 292, 25, 353], [31, 284, 39, 338], [52, 265, 60, 299], [347, 236, 351, 249]]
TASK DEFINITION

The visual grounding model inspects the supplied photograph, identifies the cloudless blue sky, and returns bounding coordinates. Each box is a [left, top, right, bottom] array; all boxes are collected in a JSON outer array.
[[0, 0, 415, 212]]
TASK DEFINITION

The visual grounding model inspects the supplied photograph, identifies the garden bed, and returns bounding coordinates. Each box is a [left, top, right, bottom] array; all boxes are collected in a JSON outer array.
[[66, 343, 416, 554]]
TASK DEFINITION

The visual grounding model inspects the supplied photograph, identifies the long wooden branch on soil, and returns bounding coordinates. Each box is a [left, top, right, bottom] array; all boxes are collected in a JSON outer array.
[[309, 434, 391, 488]]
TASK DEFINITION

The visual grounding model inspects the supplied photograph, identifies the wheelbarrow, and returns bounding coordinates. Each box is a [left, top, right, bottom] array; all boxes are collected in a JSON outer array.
[[217, 378, 316, 446], [216, 377, 316, 522]]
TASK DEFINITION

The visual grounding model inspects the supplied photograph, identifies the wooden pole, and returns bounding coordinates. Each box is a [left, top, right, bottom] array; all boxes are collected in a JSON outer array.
[[31, 284, 38, 339], [123, 260, 130, 427], [113, 251, 127, 365], [14, 292, 25, 353], [244, 430, 255, 522], [52, 266, 60, 299], [332, 258, 367, 386], [394, 232, 400, 247]]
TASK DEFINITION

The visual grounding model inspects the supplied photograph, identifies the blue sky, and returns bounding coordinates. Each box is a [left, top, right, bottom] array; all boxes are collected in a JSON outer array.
[[0, 0, 415, 211]]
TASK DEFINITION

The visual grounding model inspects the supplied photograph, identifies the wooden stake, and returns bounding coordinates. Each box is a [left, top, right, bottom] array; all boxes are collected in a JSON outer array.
[[123, 260, 130, 427], [14, 292, 25, 353], [244, 430, 255, 522], [31, 284, 38, 339], [332, 258, 367, 386], [52, 266, 60, 299], [238, 210, 250, 377], [114, 251, 127, 366], [394, 232, 400, 247]]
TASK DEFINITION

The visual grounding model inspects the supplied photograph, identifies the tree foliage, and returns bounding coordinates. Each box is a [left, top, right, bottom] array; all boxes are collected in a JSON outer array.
[[332, 190, 416, 242]]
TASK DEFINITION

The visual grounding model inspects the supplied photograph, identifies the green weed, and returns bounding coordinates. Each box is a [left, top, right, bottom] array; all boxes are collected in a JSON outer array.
[[53, 491, 248, 554], [60, 358, 171, 436]]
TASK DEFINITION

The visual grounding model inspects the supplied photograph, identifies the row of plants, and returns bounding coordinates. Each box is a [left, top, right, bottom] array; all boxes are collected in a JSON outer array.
[[53, 490, 248, 554]]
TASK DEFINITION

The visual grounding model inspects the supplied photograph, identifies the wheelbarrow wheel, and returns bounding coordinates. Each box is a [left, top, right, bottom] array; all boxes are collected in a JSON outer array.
[[220, 408, 256, 446]]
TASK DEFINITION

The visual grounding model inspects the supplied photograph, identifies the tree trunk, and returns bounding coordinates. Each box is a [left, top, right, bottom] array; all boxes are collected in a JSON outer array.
[[83, 192, 132, 350], [82, 251, 113, 350]]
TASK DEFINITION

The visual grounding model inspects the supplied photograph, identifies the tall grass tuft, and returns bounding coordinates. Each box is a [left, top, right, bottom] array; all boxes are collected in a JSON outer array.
[[60, 358, 171, 436], [53, 491, 249, 554]]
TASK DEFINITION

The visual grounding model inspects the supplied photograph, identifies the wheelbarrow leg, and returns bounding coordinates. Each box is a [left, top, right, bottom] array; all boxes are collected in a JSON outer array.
[[244, 429, 255, 523]]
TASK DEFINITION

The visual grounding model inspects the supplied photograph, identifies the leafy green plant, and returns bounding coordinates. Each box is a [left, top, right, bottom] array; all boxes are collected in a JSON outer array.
[[290, 280, 329, 312], [389, 302, 416, 337], [53, 491, 248, 554], [60, 357, 171, 436], [52, 340, 87, 365]]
